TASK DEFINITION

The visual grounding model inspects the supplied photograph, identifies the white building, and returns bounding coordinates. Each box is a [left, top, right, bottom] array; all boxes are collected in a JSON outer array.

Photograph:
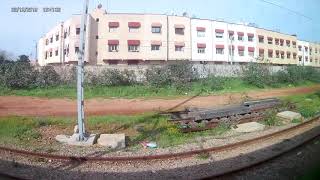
[[297, 40, 310, 66], [191, 19, 258, 64], [191, 19, 213, 62]]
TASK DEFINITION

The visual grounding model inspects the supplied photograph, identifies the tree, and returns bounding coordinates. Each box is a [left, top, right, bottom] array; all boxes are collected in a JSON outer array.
[[17, 55, 30, 63]]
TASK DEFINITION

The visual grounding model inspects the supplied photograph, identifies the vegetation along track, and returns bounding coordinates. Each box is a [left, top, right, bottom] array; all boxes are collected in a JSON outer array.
[[1, 115, 319, 163]]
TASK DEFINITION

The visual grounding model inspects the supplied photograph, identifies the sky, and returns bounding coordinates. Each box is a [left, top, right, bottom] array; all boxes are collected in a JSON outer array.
[[0, 0, 319, 59]]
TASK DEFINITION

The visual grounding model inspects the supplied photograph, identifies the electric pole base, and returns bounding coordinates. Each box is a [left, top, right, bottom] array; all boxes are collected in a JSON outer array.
[[55, 133, 98, 146]]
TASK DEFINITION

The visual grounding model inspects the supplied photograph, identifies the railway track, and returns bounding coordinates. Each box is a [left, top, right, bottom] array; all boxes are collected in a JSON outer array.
[[0, 114, 319, 163], [0, 115, 320, 179]]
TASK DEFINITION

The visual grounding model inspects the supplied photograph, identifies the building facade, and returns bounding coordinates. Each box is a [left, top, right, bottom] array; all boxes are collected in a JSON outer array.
[[37, 5, 320, 68], [256, 28, 298, 65]]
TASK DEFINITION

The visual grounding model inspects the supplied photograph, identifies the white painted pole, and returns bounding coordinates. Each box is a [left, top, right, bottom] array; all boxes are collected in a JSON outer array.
[[77, 0, 89, 141]]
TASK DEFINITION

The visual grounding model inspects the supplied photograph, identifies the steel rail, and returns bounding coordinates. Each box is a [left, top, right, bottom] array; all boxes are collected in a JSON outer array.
[[0, 116, 319, 162]]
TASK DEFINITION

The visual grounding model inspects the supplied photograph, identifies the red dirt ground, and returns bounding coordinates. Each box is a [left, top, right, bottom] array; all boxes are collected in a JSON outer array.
[[0, 85, 319, 117]]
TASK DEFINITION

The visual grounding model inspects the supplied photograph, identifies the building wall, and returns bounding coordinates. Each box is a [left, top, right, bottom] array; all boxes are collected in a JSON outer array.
[[256, 28, 298, 65], [309, 42, 320, 67], [191, 19, 213, 61], [168, 15, 191, 61], [90, 9, 168, 65], [213, 22, 257, 63], [37, 5, 318, 68], [297, 40, 310, 66]]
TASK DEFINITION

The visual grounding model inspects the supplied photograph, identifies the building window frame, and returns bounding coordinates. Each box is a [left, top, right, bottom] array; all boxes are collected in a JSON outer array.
[[216, 48, 224, 55], [151, 45, 160, 51], [175, 28, 184, 35], [198, 47, 205, 54], [151, 27, 161, 34], [109, 45, 119, 52], [128, 45, 140, 52]]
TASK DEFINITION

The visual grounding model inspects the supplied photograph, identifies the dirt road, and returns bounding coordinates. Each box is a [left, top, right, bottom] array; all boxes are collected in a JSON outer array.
[[0, 85, 319, 117]]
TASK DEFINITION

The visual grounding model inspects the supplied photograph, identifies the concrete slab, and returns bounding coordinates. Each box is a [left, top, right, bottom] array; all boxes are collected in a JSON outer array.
[[232, 122, 265, 133], [97, 134, 126, 149], [277, 111, 302, 123], [55, 133, 97, 146]]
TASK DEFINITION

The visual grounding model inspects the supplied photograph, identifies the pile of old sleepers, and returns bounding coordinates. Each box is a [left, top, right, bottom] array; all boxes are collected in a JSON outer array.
[[168, 98, 281, 132]]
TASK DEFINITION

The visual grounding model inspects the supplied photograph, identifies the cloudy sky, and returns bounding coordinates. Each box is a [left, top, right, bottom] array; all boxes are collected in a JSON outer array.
[[0, 0, 319, 59]]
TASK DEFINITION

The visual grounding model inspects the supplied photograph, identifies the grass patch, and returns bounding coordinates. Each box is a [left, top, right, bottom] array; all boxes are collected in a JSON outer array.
[[0, 79, 316, 99], [291, 118, 303, 124], [282, 91, 320, 118], [0, 114, 230, 148]]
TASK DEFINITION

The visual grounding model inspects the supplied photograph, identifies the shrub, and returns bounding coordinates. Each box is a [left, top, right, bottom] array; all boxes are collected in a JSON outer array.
[[242, 63, 273, 88], [4, 61, 37, 89], [35, 66, 61, 87], [101, 69, 136, 86], [145, 66, 171, 88], [199, 76, 225, 92], [145, 61, 197, 92]]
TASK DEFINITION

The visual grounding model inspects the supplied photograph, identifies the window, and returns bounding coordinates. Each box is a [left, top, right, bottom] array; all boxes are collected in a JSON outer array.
[[229, 34, 234, 40], [45, 39, 49, 45], [275, 39, 279, 45], [151, 45, 160, 51], [55, 50, 58, 56], [76, 28, 80, 35], [280, 40, 284, 46], [238, 50, 244, 56], [109, 45, 119, 52], [292, 42, 296, 48], [276, 51, 280, 58], [248, 51, 254, 57], [259, 50, 264, 57], [45, 52, 47, 59], [216, 48, 224, 54], [197, 31, 205, 37], [64, 31, 67, 38], [49, 51, 52, 57], [281, 52, 285, 59], [63, 49, 66, 55], [152, 27, 161, 33], [286, 41, 290, 47], [56, 34, 59, 41], [75, 47, 79, 53], [109, 27, 117, 32], [66, 48, 69, 56], [268, 38, 273, 44], [298, 56, 302, 61], [287, 52, 291, 59], [216, 32, 223, 38], [175, 46, 184, 51], [198, 48, 205, 54], [50, 37, 53, 43], [258, 36, 264, 43], [310, 57, 313, 62], [293, 53, 297, 59], [268, 51, 273, 58], [305, 57, 308, 62], [175, 28, 184, 35], [96, 18, 99, 22], [96, 35, 99, 39], [305, 47, 308, 52], [248, 34, 254, 42], [128, 45, 139, 52], [238, 35, 244, 41], [298, 46, 302, 51], [129, 27, 139, 33]]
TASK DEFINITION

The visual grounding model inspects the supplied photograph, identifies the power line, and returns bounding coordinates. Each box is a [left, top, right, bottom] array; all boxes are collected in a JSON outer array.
[[258, 0, 313, 21]]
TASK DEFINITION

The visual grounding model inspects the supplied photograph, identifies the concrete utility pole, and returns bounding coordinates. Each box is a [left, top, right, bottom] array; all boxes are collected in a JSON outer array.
[[77, 0, 89, 141]]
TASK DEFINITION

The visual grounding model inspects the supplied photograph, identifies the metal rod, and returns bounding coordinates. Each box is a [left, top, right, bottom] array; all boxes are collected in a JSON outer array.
[[77, 0, 89, 141]]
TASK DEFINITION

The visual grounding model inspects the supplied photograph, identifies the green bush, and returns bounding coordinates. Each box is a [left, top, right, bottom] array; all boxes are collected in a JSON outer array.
[[242, 63, 274, 88], [35, 66, 61, 87], [4, 61, 37, 89], [145, 66, 171, 88], [100, 69, 137, 86], [199, 76, 225, 91], [145, 61, 197, 92]]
